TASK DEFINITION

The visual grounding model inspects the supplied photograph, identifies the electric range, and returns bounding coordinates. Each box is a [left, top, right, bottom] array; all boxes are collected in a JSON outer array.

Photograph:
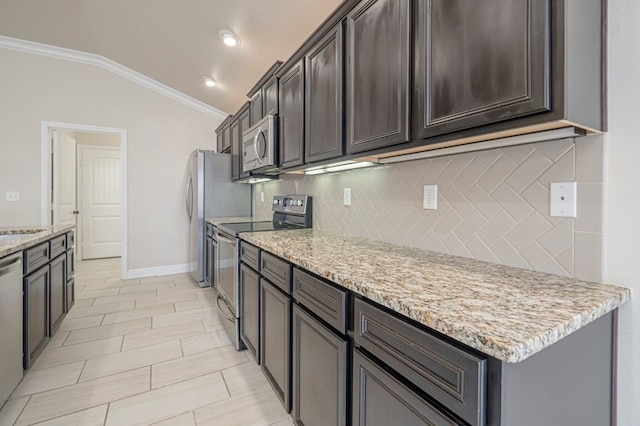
[[214, 195, 312, 350]]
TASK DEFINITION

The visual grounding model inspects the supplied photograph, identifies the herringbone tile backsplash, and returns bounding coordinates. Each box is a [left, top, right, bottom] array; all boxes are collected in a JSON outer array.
[[254, 135, 606, 281]]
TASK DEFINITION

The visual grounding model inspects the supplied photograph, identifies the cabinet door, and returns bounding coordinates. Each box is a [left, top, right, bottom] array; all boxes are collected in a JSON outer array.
[[222, 122, 232, 153], [292, 304, 348, 426], [264, 77, 279, 116], [346, 0, 411, 154], [353, 350, 458, 426], [240, 264, 260, 363], [230, 118, 240, 180], [305, 24, 344, 164], [238, 106, 252, 179], [250, 92, 263, 127], [260, 279, 291, 412], [216, 131, 225, 154], [66, 277, 75, 312], [24, 265, 49, 370], [279, 61, 305, 169], [49, 254, 66, 335], [415, 0, 551, 138]]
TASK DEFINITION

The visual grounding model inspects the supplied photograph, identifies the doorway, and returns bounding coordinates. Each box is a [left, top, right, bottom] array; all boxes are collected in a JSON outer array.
[[42, 122, 128, 277]]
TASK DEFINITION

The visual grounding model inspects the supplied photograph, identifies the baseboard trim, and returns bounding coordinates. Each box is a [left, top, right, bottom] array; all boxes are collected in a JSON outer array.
[[0, 35, 227, 120], [124, 263, 190, 279]]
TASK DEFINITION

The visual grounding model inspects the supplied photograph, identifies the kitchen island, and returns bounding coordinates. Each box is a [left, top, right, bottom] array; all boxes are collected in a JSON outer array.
[[0, 225, 76, 409], [240, 228, 630, 425]]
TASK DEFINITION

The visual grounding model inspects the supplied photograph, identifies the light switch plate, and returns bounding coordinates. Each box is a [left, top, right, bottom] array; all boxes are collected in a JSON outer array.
[[550, 182, 577, 217], [343, 188, 351, 206], [6, 191, 20, 202], [260, 192, 265, 203]]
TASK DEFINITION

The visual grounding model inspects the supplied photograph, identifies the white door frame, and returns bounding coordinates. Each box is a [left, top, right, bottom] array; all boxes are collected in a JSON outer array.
[[41, 121, 128, 279]]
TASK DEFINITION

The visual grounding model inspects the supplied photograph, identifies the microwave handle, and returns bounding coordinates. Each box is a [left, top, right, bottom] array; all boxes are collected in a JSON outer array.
[[254, 128, 264, 164]]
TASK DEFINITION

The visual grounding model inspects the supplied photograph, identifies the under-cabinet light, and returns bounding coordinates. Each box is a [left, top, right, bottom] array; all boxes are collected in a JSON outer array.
[[304, 161, 376, 175], [378, 127, 581, 165]]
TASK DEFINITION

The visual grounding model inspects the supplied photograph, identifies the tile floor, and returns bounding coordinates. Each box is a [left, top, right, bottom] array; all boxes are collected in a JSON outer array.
[[0, 258, 292, 426]]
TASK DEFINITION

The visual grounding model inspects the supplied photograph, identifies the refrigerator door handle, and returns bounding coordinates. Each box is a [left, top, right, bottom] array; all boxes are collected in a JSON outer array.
[[185, 176, 193, 220]]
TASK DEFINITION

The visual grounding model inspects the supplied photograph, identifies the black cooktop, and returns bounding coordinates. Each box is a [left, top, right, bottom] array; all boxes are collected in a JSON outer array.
[[217, 221, 304, 237]]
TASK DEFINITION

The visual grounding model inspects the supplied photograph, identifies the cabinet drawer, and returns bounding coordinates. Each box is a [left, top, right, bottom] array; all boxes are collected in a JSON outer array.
[[50, 235, 67, 258], [292, 268, 348, 334], [240, 241, 260, 271], [66, 230, 75, 248], [206, 223, 214, 238], [353, 349, 459, 426], [24, 242, 49, 275], [353, 298, 486, 426], [260, 252, 291, 294]]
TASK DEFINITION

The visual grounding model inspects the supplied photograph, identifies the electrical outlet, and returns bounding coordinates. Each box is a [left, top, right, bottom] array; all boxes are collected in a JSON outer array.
[[343, 188, 351, 206], [5, 191, 20, 202], [550, 182, 577, 217], [423, 185, 437, 210], [260, 192, 265, 203]]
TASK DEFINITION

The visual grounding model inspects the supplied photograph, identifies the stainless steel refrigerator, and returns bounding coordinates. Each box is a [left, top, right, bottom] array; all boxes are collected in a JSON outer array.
[[185, 150, 251, 286]]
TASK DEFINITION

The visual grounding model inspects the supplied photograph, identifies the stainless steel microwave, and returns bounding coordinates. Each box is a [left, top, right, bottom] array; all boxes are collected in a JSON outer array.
[[242, 114, 278, 173]]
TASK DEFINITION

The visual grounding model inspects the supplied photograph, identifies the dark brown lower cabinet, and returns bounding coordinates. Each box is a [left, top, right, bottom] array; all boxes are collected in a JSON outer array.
[[352, 349, 459, 426], [49, 254, 66, 335], [260, 278, 291, 412], [292, 304, 348, 426], [240, 264, 260, 362], [23, 265, 49, 370], [66, 277, 75, 312]]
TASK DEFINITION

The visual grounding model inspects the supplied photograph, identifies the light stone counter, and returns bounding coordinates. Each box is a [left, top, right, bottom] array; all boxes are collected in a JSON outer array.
[[0, 225, 75, 258], [205, 217, 257, 226], [240, 229, 630, 363]]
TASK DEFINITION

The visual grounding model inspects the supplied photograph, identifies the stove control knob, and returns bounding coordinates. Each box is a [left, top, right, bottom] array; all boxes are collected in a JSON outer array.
[[273, 199, 279, 205], [297, 200, 303, 206]]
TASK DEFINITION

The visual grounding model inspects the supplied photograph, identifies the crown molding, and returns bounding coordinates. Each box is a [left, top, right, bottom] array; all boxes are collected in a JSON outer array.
[[0, 35, 227, 120]]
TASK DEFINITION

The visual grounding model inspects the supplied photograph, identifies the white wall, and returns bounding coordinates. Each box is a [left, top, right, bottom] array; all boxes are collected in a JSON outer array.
[[0, 47, 222, 272], [606, 0, 640, 423]]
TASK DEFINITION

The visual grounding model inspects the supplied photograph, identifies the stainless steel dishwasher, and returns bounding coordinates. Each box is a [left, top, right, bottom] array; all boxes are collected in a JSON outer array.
[[0, 252, 24, 408]]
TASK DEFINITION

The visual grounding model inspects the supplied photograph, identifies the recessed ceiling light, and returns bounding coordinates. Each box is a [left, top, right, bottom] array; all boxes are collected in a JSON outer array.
[[201, 75, 218, 87], [219, 30, 240, 47]]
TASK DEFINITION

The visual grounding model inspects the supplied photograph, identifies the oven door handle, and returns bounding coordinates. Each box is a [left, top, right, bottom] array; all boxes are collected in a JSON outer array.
[[216, 294, 235, 322]]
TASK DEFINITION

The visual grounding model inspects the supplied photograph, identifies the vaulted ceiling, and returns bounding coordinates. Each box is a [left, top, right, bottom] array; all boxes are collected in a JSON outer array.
[[0, 0, 342, 115]]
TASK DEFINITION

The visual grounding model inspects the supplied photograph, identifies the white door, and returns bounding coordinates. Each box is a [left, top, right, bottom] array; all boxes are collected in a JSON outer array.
[[52, 131, 77, 226], [79, 146, 122, 259]]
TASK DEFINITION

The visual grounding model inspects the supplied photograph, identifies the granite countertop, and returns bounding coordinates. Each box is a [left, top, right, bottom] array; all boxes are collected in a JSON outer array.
[[205, 216, 258, 226], [0, 225, 75, 257], [240, 229, 631, 363]]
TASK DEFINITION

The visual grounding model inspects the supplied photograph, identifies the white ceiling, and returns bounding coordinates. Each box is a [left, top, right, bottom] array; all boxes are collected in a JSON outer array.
[[0, 0, 343, 115]]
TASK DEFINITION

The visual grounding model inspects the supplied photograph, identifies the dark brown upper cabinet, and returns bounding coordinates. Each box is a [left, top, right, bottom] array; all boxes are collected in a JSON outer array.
[[305, 24, 344, 164], [215, 115, 232, 154], [345, 0, 411, 154], [230, 117, 240, 180], [415, 0, 551, 139], [230, 103, 251, 181], [247, 61, 283, 127], [264, 76, 279, 116], [238, 105, 252, 179], [249, 91, 263, 127], [278, 60, 305, 169]]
